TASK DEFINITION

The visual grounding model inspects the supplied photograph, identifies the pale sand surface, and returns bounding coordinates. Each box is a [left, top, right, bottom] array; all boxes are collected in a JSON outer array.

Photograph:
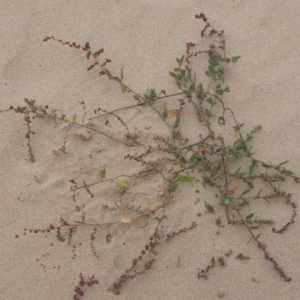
[[1, 1, 300, 299]]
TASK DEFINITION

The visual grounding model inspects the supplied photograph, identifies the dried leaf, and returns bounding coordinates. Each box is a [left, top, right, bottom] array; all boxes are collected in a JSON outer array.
[[119, 215, 132, 224], [166, 109, 179, 118], [229, 185, 238, 192], [198, 147, 206, 153]]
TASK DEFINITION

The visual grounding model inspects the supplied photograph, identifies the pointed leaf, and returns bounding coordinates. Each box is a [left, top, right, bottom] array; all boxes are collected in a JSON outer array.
[[168, 184, 177, 193], [239, 200, 249, 207], [105, 68, 112, 77], [249, 165, 256, 178], [98, 169, 106, 180], [246, 213, 254, 220], [119, 82, 127, 93], [120, 66, 124, 79], [241, 189, 250, 196], [283, 169, 293, 176], [179, 176, 195, 182], [232, 56, 241, 63]]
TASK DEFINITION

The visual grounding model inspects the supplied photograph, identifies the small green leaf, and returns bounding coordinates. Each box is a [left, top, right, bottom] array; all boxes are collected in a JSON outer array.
[[169, 72, 178, 80], [71, 114, 77, 124], [120, 66, 124, 79], [237, 172, 245, 179], [176, 55, 185, 65], [249, 165, 256, 178], [119, 82, 127, 93], [179, 176, 195, 182], [205, 70, 213, 77], [231, 56, 241, 63], [239, 200, 249, 207], [168, 184, 177, 193], [241, 189, 251, 196], [262, 163, 272, 168], [255, 188, 262, 198], [215, 217, 221, 226], [195, 189, 200, 193], [225, 250, 232, 257], [205, 202, 214, 213], [196, 83, 203, 93], [223, 197, 231, 205], [98, 169, 106, 180], [246, 213, 254, 220], [208, 65, 215, 72], [283, 169, 293, 176], [245, 141, 251, 152], [115, 180, 130, 189], [175, 114, 181, 127], [250, 225, 260, 230], [279, 160, 289, 165], [105, 68, 112, 77], [235, 167, 242, 175]]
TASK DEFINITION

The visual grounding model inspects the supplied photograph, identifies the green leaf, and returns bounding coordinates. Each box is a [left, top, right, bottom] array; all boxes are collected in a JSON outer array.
[[239, 200, 249, 207], [241, 189, 250, 196], [205, 202, 214, 214], [98, 169, 106, 180], [235, 167, 242, 175], [255, 188, 262, 198], [195, 189, 200, 193], [169, 71, 178, 79], [119, 82, 127, 93], [175, 114, 181, 127], [246, 213, 254, 220], [235, 167, 245, 179], [237, 172, 245, 178], [168, 184, 177, 193], [208, 65, 215, 72], [176, 55, 185, 65], [262, 163, 272, 168], [225, 250, 232, 257], [120, 66, 124, 79], [179, 176, 195, 182], [231, 56, 241, 63], [249, 165, 256, 178], [250, 225, 260, 230], [196, 83, 203, 94], [283, 169, 293, 176], [223, 197, 231, 205], [105, 68, 112, 77], [279, 160, 289, 165], [71, 114, 77, 124], [115, 180, 130, 189], [245, 141, 251, 152], [205, 70, 213, 77]]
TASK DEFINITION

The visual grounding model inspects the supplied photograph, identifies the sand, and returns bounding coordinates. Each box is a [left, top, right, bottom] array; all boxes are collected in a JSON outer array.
[[1, 1, 300, 299]]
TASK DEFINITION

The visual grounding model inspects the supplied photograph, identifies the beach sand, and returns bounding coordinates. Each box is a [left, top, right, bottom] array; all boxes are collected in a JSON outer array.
[[1, 1, 300, 299]]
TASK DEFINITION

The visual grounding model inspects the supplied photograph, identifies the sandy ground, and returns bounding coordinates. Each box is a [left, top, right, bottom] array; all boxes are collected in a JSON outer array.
[[1, 1, 300, 299]]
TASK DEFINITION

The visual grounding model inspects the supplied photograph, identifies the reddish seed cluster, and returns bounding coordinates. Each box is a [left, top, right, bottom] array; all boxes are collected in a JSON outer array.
[[198, 257, 216, 280], [166, 222, 197, 240], [257, 241, 291, 282], [108, 221, 162, 295], [43, 36, 111, 77], [73, 273, 99, 300], [22, 218, 71, 243]]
